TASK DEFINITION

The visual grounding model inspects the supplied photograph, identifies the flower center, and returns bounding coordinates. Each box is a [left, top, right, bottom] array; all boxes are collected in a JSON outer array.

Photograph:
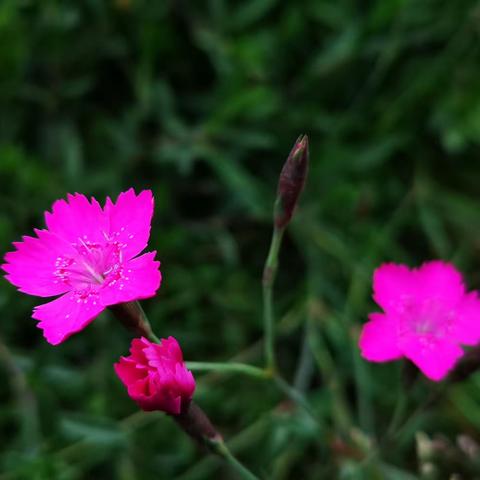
[[398, 297, 455, 340], [54, 235, 125, 290]]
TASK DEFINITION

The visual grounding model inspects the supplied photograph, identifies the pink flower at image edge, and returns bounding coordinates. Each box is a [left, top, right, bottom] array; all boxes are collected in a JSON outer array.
[[114, 336, 195, 414], [359, 261, 480, 381], [2, 189, 161, 345]]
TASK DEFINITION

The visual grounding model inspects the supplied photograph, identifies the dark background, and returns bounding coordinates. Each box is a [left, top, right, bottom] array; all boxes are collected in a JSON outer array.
[[1, 0, 480, 478]]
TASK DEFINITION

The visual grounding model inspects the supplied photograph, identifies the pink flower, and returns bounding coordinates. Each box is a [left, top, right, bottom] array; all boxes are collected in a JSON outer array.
[[2, 189, 161, 345], [114, 336, 195, 414], [360, 261, 480, 381]]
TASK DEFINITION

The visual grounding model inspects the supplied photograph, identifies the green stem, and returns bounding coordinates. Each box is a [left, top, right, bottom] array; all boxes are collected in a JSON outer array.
[[186, 362, 269, 379], [134, 301, 161, 343], [177, 415, 269, 480], [385, 364, 413, 439], [293, 325, 314, 392], [0, 338, 40, 453], [262, 226, 285, 372], [306, 312, 352, 433], [174, 402, 260, 480], [213, 440, 260, 480], [386, 389, 407, 438], [389, 387, 444, 442]]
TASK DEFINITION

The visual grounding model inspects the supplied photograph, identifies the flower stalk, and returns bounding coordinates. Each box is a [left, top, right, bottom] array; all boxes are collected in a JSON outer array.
[[262, 226, 284, 372], [172, 401, 220, 446], [109, 301, 160, 342], [173, 401, 260, 480], [263, 134, 309, 372], [212, 440, 260, 480], [186, 361, 270, 379]]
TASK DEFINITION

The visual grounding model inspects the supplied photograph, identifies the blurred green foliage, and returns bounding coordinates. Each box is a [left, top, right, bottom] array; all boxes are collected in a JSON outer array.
[[2, 0, 480, 478]]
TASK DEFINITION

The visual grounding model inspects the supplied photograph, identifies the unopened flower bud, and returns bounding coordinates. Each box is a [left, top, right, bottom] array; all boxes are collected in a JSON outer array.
[[115, 337, 223, 449], [115, 336, 195, 414], [274, 135, 309, 229]]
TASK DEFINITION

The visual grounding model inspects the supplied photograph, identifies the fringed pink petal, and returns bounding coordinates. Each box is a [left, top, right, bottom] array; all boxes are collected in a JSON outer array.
[[32, 291, 104, 345], [454, 291, 480, 346], [99, 251, 161, 306], [415, 261, 465, 309], [2, 230, 76, 297], [114, 336, 195, 414], [400, 334, 464, 381], [45, 193, 108, 245], [359, 313, 402, 362], [373, 263, 415, 314], [105, 189, 154, 260]]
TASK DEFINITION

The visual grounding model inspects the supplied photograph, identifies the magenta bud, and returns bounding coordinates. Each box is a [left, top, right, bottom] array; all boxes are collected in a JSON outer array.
[[115, 336, 196, 414], [274, 135, 309, 229]]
